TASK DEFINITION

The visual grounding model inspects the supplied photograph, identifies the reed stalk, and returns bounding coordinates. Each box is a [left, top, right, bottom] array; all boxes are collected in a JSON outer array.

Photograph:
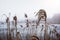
[[13, 15, 18, 40]]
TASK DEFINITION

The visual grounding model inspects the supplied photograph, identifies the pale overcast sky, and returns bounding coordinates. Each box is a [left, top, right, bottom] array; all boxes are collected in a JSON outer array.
[[0, 0, 60, 21]]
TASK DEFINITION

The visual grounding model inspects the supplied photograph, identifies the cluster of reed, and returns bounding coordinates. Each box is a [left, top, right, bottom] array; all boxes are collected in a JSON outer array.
[[0, 9, 60, 40]]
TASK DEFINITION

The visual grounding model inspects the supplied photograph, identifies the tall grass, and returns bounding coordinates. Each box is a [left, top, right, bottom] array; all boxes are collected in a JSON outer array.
[[0, 9, 60, 40]]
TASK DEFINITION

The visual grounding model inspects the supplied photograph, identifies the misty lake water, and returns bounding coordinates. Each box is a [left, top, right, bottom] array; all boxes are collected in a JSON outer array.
[[0, 22, 60, 40]]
